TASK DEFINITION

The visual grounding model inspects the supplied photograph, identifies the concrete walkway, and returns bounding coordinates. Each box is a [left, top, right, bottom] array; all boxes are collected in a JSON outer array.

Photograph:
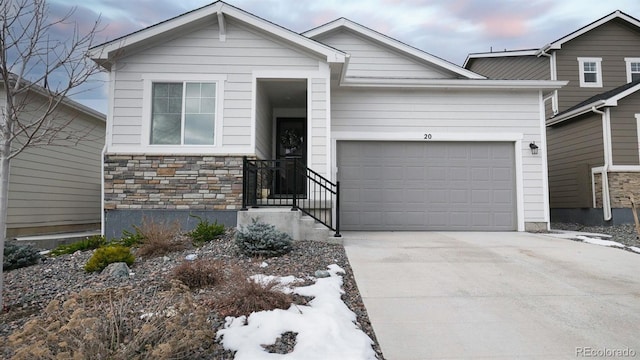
[[343, 232, 640, 360]]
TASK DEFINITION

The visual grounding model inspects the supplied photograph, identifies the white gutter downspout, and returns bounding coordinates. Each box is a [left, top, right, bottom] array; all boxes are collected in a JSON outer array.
[[593, 106, 612, 221], [100, 143, 106, 236]]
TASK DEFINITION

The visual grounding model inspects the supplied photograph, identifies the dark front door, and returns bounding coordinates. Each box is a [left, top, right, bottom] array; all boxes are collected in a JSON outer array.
[[275, 118, 306, 196]]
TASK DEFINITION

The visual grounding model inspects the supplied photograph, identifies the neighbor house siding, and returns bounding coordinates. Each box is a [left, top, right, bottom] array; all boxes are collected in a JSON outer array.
[[555, 19, 640, 113], [467, 56, 550, 80], [547, 113, 604, 208], [109, 18, 324, 151], [331, 88, 546, 223], [313, 29, 453, 79], [5, 91, 105, 236], [610, 90, 640, 165]]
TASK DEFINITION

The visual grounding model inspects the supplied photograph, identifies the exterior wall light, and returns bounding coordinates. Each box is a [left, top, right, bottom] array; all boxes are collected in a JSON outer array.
[[529, 142, 539, 155]]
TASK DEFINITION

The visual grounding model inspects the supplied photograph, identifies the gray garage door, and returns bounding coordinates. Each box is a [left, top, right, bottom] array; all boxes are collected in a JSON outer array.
[[337, 141, 516, 231]]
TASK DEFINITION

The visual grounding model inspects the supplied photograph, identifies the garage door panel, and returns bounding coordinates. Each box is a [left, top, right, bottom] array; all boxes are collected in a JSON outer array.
[[338, 141, 516, 231]]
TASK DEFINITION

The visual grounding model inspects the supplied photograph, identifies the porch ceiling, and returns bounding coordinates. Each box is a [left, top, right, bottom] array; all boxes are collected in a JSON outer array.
[[259, 79, 307, 108]]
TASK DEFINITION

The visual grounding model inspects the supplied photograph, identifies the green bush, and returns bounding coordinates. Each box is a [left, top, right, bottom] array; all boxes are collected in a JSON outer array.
[[111, 227, 145, 247], [235, 219, 292, 258], [84, 245, 135, 273], [50, 235, 106, 256], [3, 242, 42, 271], [188, 215, 225, 245]]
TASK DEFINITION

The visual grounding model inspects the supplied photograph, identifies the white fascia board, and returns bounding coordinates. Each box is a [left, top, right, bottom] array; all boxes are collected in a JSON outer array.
[[548, 11, 640, 50], [339, 78, 566, 90], [304, 18, 484, 79], [546, 100, 607, 126], [90, 2, 346, 64], [607, 82, 640, 104]]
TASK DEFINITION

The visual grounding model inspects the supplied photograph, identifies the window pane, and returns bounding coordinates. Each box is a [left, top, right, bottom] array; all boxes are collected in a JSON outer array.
[[186, 82, 200, 97], [151, 114, 181, 144], [201, 98, 216, 113], [584, 72, 597, 83], [584, 62, 596, 72], [185, 98, 200, 113], [185, 113, 215, 145], [151, 82, 183, 144], [632, 73, 640, 82], [632, 63, 640, 72], [201, 83, 216, 97]]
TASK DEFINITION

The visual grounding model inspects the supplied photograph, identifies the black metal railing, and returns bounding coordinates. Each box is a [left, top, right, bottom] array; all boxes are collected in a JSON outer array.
[[242, 157, 340, 237]]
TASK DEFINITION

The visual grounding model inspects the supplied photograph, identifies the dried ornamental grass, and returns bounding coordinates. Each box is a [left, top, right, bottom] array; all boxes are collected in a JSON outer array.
[[171, 259, 225, 289], [6, 281, 215, 359]]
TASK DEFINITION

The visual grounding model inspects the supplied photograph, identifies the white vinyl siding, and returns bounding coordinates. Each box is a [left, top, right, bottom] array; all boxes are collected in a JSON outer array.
[[314, 29, 453, 79], [578, 57, 602, 87], [109, 18, 324, 153], [331, 88, 546, 224], [310, 78, 328, 176]]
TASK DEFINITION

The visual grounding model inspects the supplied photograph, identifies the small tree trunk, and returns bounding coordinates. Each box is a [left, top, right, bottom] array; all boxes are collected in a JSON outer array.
[[0, 151, 10, 310]]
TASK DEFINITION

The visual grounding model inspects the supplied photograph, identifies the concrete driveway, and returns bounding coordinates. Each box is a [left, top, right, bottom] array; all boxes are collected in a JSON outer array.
[[343, 232, 640, 360]]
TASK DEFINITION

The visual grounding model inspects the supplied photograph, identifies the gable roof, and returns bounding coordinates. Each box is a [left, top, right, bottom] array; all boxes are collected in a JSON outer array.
[[303, 18, 485, 80], [548, 80, 640, 125], [89, 1, 346, 70], [464, 10, 640, 67], [543, 10, 640, 51]]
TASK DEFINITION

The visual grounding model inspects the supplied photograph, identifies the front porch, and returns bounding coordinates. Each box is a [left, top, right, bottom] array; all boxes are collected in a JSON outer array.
[[239, 157, 341, 240]]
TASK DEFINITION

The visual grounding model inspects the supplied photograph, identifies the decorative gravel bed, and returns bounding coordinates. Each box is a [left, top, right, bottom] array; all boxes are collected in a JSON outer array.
[[551, 222, 640, 248], [0, 232, 385, 359]]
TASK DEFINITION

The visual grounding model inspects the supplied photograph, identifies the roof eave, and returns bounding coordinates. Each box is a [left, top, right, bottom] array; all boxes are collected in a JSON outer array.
[[339, 78, 566, 90], [305, 18, 485, 79], [547, 100, 607, 126], [90, 1, 346, 68]]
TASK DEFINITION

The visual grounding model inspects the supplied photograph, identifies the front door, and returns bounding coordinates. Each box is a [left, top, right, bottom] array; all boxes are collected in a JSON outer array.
[[275, 118, 306, 196]]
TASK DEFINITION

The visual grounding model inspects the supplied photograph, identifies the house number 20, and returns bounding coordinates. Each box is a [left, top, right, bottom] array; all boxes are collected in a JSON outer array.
[[424, 133, 432, 140]]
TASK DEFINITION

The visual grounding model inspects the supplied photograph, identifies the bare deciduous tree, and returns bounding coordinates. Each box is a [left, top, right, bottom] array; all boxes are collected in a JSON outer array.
[[0, 0, 102, 309]]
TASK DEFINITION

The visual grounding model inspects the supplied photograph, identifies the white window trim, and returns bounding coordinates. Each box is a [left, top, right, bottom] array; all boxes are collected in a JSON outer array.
[[577, 57, 602, 88], [625, 57, 640, 83], [636, 114, 640, 163], [141, 73, 226, 150]]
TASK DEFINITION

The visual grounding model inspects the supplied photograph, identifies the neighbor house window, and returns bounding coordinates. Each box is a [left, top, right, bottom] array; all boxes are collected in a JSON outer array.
[[150, 82, 217, 145], [578, 57, 602, 87], [625, 58, 640, 83]]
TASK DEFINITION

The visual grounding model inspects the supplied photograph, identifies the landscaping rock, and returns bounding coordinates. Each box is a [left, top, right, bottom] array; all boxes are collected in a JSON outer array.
[[314, 270, 330, 278], [102, 262, 130, 280]]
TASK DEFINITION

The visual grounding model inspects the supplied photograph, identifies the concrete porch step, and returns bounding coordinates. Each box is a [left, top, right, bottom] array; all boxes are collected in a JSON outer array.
[[237, 208, 337, 243]]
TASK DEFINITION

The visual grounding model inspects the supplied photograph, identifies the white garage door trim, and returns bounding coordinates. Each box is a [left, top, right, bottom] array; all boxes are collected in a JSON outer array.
[[331, 132, 525, 231]]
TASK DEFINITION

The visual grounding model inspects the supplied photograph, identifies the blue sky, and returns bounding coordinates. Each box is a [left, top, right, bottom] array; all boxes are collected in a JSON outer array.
[[46, 0, 640, 113]]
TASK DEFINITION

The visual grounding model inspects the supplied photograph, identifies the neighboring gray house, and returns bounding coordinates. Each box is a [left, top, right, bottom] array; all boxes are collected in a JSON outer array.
[[3, 83, 106, 238], [465, 10, 640, 225], [90, 1, 563, 238]]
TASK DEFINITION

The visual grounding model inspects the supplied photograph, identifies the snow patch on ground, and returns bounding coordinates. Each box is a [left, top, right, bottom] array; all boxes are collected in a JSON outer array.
[[217, 264, 377, 360], [547, 230, 638, 253], [575, 236, 626, 248]]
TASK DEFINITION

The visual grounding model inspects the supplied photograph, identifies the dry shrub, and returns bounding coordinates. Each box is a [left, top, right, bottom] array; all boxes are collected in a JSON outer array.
[[171, 259, 224, 289], [6, 281, 214, 359], [212, 268, 293, 317], [135, 217, 185, 258]]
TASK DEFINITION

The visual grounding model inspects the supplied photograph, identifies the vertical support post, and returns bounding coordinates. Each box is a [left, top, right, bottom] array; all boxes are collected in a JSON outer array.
[[291, 158, 298, 211], [241, 156, 247, 210], [334, 181, 341, 237]]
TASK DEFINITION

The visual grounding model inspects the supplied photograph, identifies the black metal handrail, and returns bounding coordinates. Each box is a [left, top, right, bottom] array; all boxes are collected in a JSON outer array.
[[242, 157, 341, 237]]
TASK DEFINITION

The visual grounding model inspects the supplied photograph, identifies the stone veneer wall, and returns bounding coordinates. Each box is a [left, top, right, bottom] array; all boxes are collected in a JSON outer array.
[[593, 172, 640, 208], [104, 155, 244, 210]]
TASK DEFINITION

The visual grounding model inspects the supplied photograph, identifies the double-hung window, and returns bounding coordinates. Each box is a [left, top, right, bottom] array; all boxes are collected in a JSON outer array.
[[625, 58, 640, 83], [150, 81, 217, 145], [577, 57, 602, 87]]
